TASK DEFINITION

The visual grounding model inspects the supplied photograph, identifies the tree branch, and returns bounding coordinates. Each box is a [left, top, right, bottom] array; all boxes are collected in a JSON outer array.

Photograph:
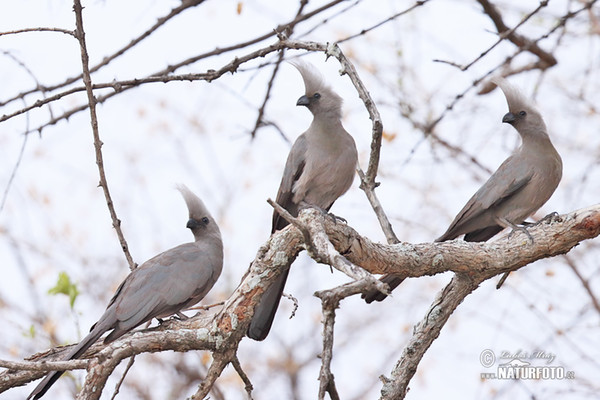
[[380, 273, 479, 399], [3, 204, 599, 396], [73, 0, 135, 269]]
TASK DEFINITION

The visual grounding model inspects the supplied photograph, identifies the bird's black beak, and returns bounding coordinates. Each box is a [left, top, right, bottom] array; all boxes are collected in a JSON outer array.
[[187, 218, 200, 229], [296, 95, 310, 107], [502, 112, 516, 124]]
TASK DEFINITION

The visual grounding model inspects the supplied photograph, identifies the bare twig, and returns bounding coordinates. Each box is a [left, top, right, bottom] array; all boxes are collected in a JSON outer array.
[[250, 51, 286, 138], [267, 198, 314, 250], [469, 0, 554, 71], [73, 0, 135, 269], [191, 350, 235, 400], [110, 356, 135, 400], [231, 355, 254, 399], [0, 127, 28, 213], [1, 0, 349, 129], [187, 301, 226, 311], [248, 0, 308, 138], [0, 27, 75, 37], [357, 168, 400, 244], [0, 0, 207, 108], [0, 358, 87, 371], [563, 254, 600, 316], [429, 1, 598, 139], [337, 0, 430, 44], [314, 289, 341, 400]]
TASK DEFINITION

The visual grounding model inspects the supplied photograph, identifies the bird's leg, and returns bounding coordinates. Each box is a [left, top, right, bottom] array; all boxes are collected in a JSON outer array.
[[495, 216, 534, 244], [496, 272, 510, 289], [494, 215, 534, 290]]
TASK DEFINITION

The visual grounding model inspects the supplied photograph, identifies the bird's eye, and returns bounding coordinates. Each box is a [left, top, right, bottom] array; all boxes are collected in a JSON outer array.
[[201, 217, 210, 224], [313, 93, 321, 99], [518, 110, 527, 117]]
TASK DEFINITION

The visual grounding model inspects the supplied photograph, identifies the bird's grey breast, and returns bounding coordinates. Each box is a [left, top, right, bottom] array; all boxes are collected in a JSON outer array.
[[292, 127, 357, 208]]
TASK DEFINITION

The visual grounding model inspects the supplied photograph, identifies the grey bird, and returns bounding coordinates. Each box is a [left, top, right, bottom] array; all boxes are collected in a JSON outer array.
[[363, 78, 562, 303], [247, 60, 358, 341], [28, 185, 223, 399]]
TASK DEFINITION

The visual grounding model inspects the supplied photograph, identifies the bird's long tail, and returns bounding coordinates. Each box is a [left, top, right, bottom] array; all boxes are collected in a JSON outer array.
[[362, 274, 406, 303], [27, 320, 110, 400], [247, 268, 290, 341]]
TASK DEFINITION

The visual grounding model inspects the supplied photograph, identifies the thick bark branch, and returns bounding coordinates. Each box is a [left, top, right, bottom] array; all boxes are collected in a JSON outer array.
[[326, 205, 600, 279], [4, 204, 598, 397]]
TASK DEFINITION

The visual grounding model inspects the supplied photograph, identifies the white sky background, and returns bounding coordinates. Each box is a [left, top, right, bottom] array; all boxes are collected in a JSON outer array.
[[1, 0, 599, 399]]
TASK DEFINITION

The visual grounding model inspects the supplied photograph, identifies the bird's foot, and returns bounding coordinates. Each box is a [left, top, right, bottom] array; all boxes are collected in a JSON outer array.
[[327, 212, 346, 224], [535, 211, 562, 226], [302, 202, 346, 224], [507, 224, 534, 244]]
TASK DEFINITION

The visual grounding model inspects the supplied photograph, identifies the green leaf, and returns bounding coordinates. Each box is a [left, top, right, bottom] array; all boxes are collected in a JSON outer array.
[[48, 271, 80, 309], [23, 324, 36, 338]]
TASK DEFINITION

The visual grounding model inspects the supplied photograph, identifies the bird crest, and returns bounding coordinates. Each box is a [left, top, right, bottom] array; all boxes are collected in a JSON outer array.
[[491, 77, 538, 115], [176, 184, 211, 222], [288, 58, 343, 118], [288, 58, 327, 95]]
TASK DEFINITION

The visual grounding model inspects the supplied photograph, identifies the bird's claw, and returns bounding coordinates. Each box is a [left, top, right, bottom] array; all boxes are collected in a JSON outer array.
[[508, 224, 534, 244], [327, 212, 346, 224], [536, 211, 561, 225], [306, 203, 346, 224]]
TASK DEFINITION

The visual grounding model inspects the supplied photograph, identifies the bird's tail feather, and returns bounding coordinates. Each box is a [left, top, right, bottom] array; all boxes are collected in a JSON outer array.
[[362, 274, 405, 303], [27, 320, 111, 400], [247, 269, 290, 341]]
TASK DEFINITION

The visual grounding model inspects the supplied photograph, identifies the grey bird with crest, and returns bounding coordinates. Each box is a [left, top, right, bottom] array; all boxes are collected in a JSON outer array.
[[363, 78, 562, 303], [247, 60, 358, 340], [28, 185, 223, 399]]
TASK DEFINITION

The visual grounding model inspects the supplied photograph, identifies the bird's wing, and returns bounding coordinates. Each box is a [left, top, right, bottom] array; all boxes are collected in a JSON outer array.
[[272, 134, 307, 233], [112, 244, 213, 326], [439, 156, 533, 241]]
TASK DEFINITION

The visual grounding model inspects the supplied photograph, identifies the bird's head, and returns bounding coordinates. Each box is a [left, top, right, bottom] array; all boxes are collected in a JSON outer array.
[[492, 77, 547, 137], [289, 59, 343, 119], [176, 184, 221, 242]]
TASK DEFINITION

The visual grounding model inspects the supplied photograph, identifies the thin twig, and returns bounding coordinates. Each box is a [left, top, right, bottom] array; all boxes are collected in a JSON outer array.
[[466, 0, 554, 71], [0, 129, 28, 214], [563, 254, 600, 316], [314, 290, 341, 400], [0, 27, 75, 37], [0, 0, 207, 108], [337, 0, 430, 44], [187, 301, 226, 311], [231, 355, 254, 399], [357, 168, 400, 244], [110, 356, 135, 400], [429, 0, 597, 138], [191, 350, 233, 400], [248, 0, 308, 138], [73, 0, 135, 269], [324, 42, 398, 243], [250, 51, 286, 138]]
